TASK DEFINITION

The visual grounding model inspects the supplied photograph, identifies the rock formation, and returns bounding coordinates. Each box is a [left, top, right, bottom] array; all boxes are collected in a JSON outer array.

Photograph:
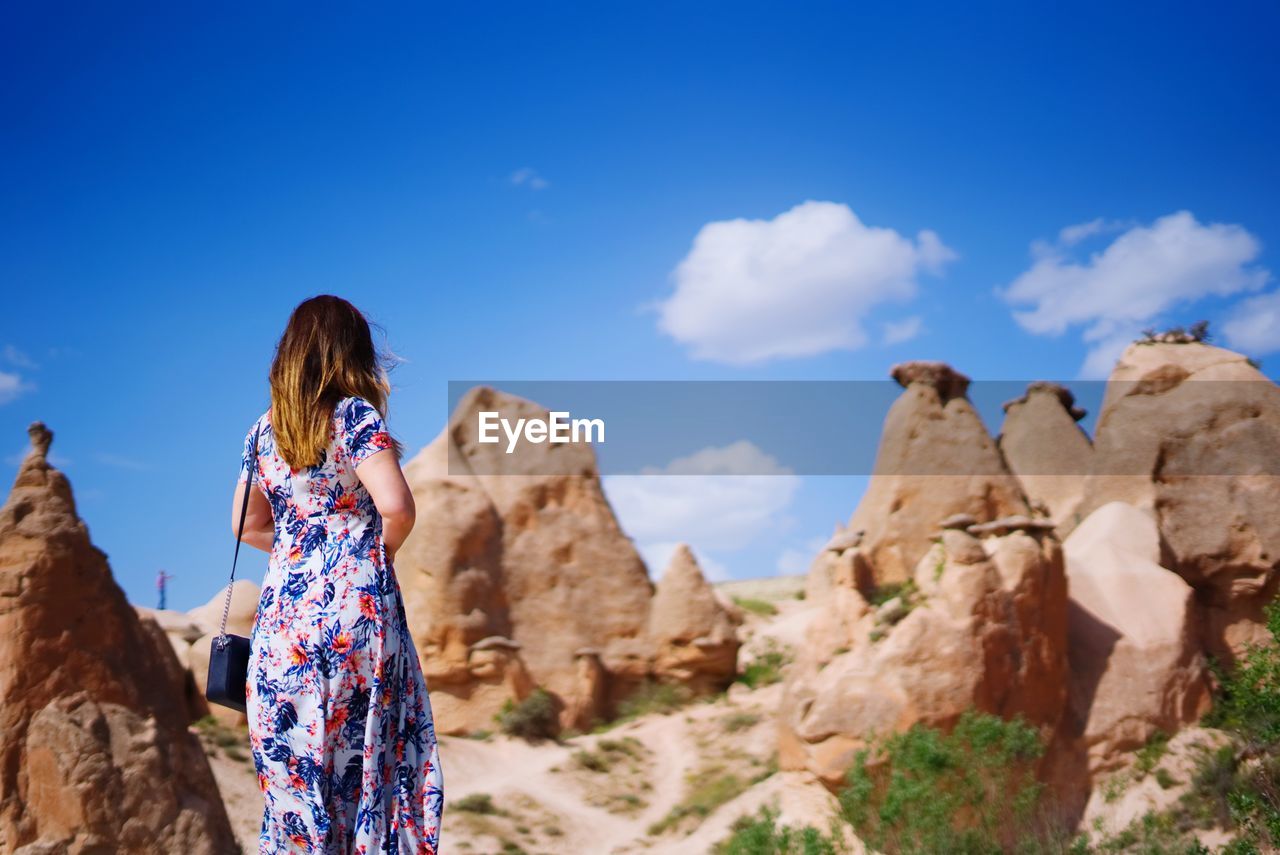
[[803, 525, 872, 604], [1078, 341, 1280, 662], [784, 339, 1276, 826], [839, 361, 1032, 586], [133, 606, 206, 670], [188, 577, 261, 639], [780, 519, 1069, 789], [135, 610, 209, 723], [0, 423, 236, 853], [645, 544, 741, 694], [395, 387, 741, 734], [1063, 502, 1211, 774], [999, 381, 1093, 528]]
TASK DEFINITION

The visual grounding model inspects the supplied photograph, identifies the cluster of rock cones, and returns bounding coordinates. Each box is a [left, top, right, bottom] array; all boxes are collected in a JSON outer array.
[[784, 340, 1279, 825], [0, 338, 1276, 851]]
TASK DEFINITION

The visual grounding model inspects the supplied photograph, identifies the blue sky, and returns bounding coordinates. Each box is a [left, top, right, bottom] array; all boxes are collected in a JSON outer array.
[[2, 2, 1278, 610]]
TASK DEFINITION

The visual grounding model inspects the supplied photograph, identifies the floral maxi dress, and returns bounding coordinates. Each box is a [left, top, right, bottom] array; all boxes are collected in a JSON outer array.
[[237, 396, 444, 854]]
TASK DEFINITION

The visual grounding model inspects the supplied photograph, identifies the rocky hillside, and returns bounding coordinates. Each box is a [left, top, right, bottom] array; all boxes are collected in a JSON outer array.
[[777, 337, 1279, 849], [5, 333, 1277, 853], [392, 386, 744, 735]]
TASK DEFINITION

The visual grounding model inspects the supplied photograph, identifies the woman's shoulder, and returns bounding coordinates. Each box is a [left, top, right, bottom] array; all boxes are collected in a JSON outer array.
[[241, 408, 270, 464], [334, 396, 387, 435], [334, 395, 378, 418], [247, 407, 269, 439]]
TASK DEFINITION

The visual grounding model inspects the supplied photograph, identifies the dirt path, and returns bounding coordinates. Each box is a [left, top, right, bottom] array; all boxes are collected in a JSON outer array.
[[204, 582, 836, 854]]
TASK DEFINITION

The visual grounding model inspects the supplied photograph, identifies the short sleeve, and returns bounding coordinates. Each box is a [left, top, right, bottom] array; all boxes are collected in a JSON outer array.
[[237, 417, 262, 484], [343, 397, 393, 468]]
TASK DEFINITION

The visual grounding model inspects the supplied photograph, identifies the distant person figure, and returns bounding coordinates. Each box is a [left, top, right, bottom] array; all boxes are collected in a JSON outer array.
[[232, 295, 443, 853], [155, 569, 174, 610]]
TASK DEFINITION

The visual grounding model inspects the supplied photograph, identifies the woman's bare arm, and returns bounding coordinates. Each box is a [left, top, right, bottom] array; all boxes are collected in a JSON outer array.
[[231, 480, 275, 553], [354, 449, 416, 559]]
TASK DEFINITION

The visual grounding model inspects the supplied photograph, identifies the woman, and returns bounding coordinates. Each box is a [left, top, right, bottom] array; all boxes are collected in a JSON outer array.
[[232, 295, 444, 854]]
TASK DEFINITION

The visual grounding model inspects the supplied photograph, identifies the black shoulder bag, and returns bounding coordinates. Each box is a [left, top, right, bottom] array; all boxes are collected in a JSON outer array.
[[206, 424, 261, 713]]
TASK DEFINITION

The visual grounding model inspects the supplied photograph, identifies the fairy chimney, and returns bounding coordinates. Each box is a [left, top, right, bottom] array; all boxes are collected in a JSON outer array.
[[0, 423, 237, 853]]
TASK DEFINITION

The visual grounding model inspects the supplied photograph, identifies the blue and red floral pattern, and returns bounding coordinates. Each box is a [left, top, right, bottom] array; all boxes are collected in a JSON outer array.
[[237, 396, 444, 854]]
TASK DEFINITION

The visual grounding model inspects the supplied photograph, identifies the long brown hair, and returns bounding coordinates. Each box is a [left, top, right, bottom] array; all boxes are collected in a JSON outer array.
[[268, 295, 404, 469]]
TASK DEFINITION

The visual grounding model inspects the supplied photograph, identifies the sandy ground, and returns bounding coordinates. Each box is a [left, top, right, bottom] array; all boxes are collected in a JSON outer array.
[[199, 722, 265, 852], [204, 577, 1238, 854], [200, 580, 848, 855]]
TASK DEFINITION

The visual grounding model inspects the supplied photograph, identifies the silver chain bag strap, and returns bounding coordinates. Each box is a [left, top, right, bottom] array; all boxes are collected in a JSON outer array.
[[205, 422, 262, 712]]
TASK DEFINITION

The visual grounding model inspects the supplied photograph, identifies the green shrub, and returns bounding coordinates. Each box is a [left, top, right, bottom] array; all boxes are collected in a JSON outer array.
[[648, 765, 751, 835], [715, 803, 845, 854], [494, 687, 560, 741], [1186, 744, 1240, 829], [572, 748, 610, 772], [615, 678, 694, 722], [1134, 731, 1170, 779], [597, 736, 645, 757], [1200, 603, 1280, 850], [455, 792, 500, 814], [571, 736, 645, 772], [737, 639, 791, 689], [722, 712, 761, 732], [734, 596, 780, 617], [838, 709, 1061, 854], [1205, 603, 1280, 747], [1095, 601, 1280, 852], [867, 578, 918, 608], [1091, 810, 1209, 854]]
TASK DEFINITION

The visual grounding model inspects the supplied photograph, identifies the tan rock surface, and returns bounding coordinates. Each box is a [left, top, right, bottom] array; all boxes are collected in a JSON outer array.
[[1079, 341, 1280, 663], [1063, 502, 1211, 774], [449, 387, 656, 697], [843, 361, 1031, 585], [133, 606, 206, 669], [999, 381, 1093, 528], [397, 429, 526, 734], [188, 578, 261, 638], [782, 523, 1069, 789], [396, 388, 739, 734], [0, 423, 236, 854], [646, 545, 742, 693], [137, 613, 209, 723]]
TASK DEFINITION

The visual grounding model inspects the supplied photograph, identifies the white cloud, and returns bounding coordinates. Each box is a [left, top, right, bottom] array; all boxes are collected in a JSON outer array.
[[604, 441, 801, 580], [656, 200, 955, 364], [94, 452, 151, 471], [1001, 211, 1270, 378], [1055, 218, 1130, 247], [636, 439, 793, 477], [2, 345, 37, 369], [882, 315, 923, 345], [510, 167, 549, 190], [1221, 290, 1280, 356], [1078, 326, 1147, 380], [0, 370, 33, 406]]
